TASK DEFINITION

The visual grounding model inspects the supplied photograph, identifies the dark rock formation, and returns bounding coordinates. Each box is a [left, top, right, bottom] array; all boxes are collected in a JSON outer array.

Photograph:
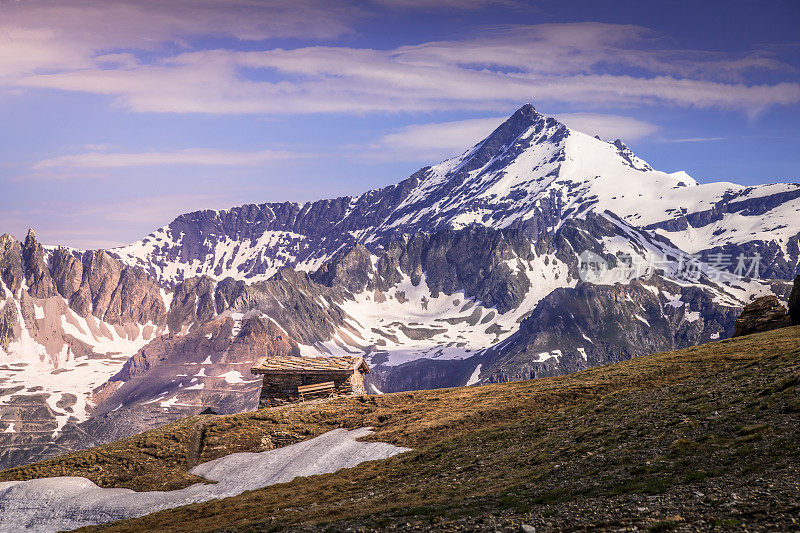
[[480, 276, 738, 383], [165, 275, 249, 333], [237, 268, 349, 345], [0, 234, 24, 296], [0, 296, 21, 351], [789, 274, 800, 326], [46, 244, 167, 326], [311, 243, 373, 294], [21, 229, 58, 299], [167, 276, 218, 333], [50, 247, 84, 301], [102, 265, 166, 325], [732, 295, 791, 337]]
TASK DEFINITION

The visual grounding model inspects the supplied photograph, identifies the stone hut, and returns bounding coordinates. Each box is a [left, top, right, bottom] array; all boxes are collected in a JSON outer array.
[[250, 355, 369, 408]]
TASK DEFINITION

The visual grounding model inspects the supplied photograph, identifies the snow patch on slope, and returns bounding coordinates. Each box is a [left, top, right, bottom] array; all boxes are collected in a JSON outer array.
[[0, 294, 163, 435], [0, 428, 409, 533], [312, 250, 573, 368]]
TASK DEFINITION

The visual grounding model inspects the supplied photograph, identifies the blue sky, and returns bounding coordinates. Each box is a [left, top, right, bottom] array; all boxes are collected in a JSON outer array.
[[1, 0, 798, 248]]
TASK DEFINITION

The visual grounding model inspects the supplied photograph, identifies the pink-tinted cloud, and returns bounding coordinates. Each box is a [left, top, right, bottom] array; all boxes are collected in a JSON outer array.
[[34, 148, 304, 170], [14, 23, 799, 115], [0, 0, 362, 81]]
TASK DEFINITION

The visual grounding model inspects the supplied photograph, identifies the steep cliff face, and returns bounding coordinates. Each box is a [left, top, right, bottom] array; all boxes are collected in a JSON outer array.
[[789, 275, 800, 326], [59, 248, 167, 326], [311, 227, 538, 313], [0, 234, 24, 297], [0, 232, 169, 356], [479, 277, 741, 383], [22, 229, 58, 299]]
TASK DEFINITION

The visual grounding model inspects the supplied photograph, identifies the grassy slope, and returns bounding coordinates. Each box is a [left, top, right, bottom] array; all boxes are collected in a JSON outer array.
[[3, 327, 800, 531]]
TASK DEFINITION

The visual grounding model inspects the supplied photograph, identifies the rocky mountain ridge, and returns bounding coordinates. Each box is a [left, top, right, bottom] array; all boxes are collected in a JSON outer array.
[[112, 104, 800, 285], [0, 230, 169, 467]]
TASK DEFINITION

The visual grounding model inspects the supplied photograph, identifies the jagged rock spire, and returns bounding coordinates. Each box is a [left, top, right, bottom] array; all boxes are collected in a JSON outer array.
[[21, 227, 59, 298], [0, 233, 24, 296]]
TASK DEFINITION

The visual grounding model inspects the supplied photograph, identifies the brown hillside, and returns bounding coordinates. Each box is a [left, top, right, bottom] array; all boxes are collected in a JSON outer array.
[[2, 326, 799, 531]]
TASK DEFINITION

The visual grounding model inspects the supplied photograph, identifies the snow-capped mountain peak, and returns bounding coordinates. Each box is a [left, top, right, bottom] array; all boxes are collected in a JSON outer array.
[[390, 105, 698, 236], [109, 103, 797, 285]]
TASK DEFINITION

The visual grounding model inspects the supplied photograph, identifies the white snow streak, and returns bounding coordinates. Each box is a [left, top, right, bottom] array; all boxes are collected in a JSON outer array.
[[0, 428, 409, 532]]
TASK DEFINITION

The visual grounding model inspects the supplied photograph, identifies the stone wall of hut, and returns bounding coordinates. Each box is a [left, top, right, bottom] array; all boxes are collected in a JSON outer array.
[[349, 370, 367, 395], [258, 370, 365, 408]]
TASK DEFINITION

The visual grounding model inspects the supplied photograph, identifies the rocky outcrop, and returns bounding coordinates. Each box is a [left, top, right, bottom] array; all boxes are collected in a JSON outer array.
[[365, 268, 743, 391], [21, 229, 58, 299], [47, 245, 167, 326], [480, 276, 739, 383], [167, 276, 217, 333], [0, 234, 24, 296], [313, 226, 541, 314], [102, 264, 166, 325], [71, 250, 123, 319], [789, 274, 800, 326], [693, 239, 800, 280], [0, 296, 21, 351], [732, 296, 791, 337], [0, 235, 24, 350], [0, 230, 168, 359], [166, 275, 249, 334], [311, 244, 373, 294], [50, 247, 84, 301], [236, 268, 349, 345], [376, 227, 536, 313]]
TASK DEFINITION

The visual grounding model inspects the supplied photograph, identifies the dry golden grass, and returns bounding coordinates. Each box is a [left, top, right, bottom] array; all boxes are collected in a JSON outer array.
[[3, 326, 800, 531]]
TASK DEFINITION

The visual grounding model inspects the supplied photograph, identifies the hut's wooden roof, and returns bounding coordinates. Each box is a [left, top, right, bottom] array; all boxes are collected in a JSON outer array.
[[251, 356, 369, 375]]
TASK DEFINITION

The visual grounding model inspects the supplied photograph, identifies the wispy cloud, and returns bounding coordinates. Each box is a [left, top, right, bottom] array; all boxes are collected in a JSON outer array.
[[553, 113, 661, 141], [664, 136, 728, 143], [8, 21, 799, 116], [76, 194, 237, 225], [362, 117, 507, 161], [33, 148, 303, 170], [374, 0, 522, 9], [360, 111, 661, 162], [10, 169, 110, 182], [0, 1, 363, 81]]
